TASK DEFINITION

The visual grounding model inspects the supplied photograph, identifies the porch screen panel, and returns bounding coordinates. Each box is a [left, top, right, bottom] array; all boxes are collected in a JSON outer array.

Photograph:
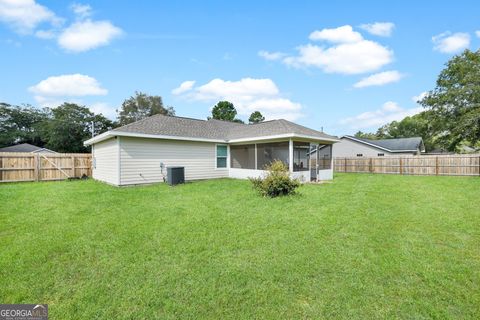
[[293, 141, 310, 172], [318, 144, 332, 169], [230, 144, 256, 169], [256, 142, 289, 170]]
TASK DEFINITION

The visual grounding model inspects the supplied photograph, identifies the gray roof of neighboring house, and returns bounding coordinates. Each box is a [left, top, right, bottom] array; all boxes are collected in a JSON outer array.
[[343, 136, 425, 152], [0, 143, 55, 153], [111, 114, 337, 142]]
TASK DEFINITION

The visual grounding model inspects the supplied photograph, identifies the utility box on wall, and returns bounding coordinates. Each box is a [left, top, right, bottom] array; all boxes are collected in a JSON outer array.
[[167, 166, 185, 186]]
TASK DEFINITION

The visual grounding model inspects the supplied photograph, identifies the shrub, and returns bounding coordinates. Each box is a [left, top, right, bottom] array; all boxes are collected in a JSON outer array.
[[249, 160, 300, 197]]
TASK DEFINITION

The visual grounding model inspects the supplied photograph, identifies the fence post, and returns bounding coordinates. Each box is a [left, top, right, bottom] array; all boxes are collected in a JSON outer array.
[[369, 158, 373, 173], [435, 156, 439, 176], [344, 157, 347, 172], [33, 154, 39, 181], [399, 158, 403, 175], [71, 155, 76, 178]]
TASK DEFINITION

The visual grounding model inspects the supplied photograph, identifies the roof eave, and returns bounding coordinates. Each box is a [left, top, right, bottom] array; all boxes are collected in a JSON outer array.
[[85, 131, 340, 146], [228, 133, 339, 144], [84, 130, 227, 146]]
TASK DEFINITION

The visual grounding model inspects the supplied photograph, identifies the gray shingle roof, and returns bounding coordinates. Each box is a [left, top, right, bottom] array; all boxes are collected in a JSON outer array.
[[113, 114, 337, 142], [0, 143, 53, 153], [345, 136, 425, 152]]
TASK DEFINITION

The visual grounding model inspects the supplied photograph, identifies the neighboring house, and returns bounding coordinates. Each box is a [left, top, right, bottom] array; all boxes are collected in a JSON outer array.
[[84, 115, 339, 186], [0, 143, 56, 153], [332, 136, 426, 157]]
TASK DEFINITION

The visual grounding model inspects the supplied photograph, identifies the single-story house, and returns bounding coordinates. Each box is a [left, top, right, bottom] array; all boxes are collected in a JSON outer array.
[[0, 143, 57, 153], [84, 115, 339, 186], [332, 135, 426, 157]]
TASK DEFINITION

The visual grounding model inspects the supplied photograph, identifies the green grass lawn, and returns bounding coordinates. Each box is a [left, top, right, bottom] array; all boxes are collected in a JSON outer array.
[[1, 174, 479, 319]]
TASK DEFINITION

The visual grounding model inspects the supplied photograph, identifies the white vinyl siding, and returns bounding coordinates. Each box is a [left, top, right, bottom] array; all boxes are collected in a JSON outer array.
[[333, 138, 418, 157], [92, 137, 119, 185], [334, 138, 393, 157], [119, 137, 228, 185]]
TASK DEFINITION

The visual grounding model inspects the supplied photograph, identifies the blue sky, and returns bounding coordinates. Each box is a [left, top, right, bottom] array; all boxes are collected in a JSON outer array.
[[1, 1, 479, 135]]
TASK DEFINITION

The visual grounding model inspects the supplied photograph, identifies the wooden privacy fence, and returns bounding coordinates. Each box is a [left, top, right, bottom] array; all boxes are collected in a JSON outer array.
[[0, 152, 92, 183], [334, 154, 480, 177]]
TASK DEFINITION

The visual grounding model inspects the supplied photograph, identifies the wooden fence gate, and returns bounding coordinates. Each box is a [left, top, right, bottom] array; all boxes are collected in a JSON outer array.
[[334, 154, 480, 177], [0, 152, 92, 183]]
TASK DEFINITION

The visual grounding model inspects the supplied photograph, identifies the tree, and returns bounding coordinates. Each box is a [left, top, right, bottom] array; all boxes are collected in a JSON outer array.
[[249, 111, 265, 124], [210, 101, 237, 121], [353, 131, 378, 140], [232, 118, 245, 124], [42, 103, 114, 153], [420, 49, 480, 151], [117, 91, 175, 126], [374, 111, 440, 151], [0, 103, 49, 148]]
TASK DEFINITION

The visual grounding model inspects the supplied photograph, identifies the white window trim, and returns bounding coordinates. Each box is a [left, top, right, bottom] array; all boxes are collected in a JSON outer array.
[[215, 144, 228, 170]]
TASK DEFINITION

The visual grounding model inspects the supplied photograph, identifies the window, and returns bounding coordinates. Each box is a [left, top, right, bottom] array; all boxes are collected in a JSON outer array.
[[256, 142, 289, 170], [216, 145, 227, 168], [230, 144, 255, 169], [293, 141, 310, 171], [356, 154, 363, 157], [377, 153, 384, 156]]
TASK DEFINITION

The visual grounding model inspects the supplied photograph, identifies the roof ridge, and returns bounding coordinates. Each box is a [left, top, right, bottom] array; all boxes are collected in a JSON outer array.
[[207, 118, 245, 126], [166, 115, 207, 122], [247, 119, 278, 125], [277, 119, 292, 132]]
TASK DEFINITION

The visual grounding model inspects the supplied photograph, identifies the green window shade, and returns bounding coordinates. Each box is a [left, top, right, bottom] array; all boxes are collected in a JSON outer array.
[[217, 157, 227, 168], [217, 145, 227, 157]]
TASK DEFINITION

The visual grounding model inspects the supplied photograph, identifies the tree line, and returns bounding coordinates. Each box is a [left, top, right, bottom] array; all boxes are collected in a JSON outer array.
[[0, 91, 265, 153], [355, 49, 480, 153], [0, 92, 176, 153]]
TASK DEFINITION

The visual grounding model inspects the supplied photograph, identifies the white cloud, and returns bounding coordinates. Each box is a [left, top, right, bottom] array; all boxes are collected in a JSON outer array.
[[173, 78, 302, 121], [28, 74, 109, 109], [412, 91, 428, 103], [89, 102, 116, 120], [58, 19, 122, 52], [35, 29, 56, 39], [71, 3, 92, 19], [283, 41, 393, 74], [171, 81, 196, 95], [476, 30, 480, 38], [340, 101, 422, 129], [0, 2, 122, 52], [269, 25, 394, 74], [29, 74, 108, 106], [353, 70, 404, 88], [0, 0, 62, 34], [258, 50, 286, 61], [32, 95, 73, 108], [359, 22, 395, 37], [309, 25, 363, 43], [432, 32, 470, 53]]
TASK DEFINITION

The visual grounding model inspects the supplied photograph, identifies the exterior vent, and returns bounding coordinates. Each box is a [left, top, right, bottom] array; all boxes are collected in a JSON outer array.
[[167, 166, 185, 186]]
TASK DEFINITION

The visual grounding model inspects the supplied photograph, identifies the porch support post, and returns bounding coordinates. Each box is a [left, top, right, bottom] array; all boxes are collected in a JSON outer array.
[[254, 143, 257, 170], [289, 138, 294, 173]]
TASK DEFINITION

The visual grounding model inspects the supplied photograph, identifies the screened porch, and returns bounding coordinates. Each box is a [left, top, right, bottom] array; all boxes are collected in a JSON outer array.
[[228, 139, 333, 181]]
